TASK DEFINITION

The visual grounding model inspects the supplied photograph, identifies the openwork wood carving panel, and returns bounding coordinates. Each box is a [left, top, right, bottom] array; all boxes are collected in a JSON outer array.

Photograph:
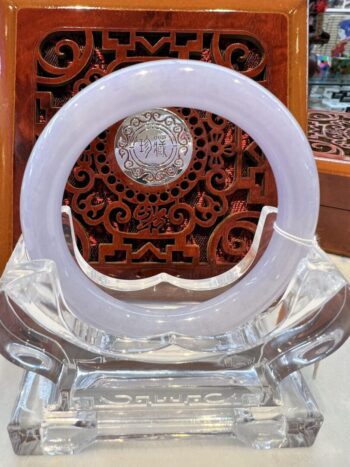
[[308, 110, 350, 162], [15, 10, 286, 280]]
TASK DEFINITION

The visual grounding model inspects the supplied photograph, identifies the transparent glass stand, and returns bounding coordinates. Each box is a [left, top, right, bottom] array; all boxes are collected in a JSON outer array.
[[1, 207, 349, 455], [9, 366, 322, 455]]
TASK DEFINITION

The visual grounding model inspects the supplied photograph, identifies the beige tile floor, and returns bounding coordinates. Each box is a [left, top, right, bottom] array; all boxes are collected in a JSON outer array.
[[0, 254, 349, 467]]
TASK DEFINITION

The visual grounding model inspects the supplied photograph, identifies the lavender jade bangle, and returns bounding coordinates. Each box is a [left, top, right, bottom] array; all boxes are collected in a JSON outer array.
[[20, 60, 319, 338]]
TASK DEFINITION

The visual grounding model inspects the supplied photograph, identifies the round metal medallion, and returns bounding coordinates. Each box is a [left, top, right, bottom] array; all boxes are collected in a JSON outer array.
[[114, 109, 193, 186]]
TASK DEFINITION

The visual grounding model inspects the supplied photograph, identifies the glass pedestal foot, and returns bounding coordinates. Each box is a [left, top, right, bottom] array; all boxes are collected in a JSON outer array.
[[8, 367, 323, 455]]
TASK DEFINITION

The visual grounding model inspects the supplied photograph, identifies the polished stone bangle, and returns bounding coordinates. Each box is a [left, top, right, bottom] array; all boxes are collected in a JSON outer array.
[[20, 59, 320, 338]]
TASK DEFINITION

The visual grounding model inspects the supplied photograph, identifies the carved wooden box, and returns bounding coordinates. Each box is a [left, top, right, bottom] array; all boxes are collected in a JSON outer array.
[[0, 0, 308, 277], [308, 110, 350, 256]]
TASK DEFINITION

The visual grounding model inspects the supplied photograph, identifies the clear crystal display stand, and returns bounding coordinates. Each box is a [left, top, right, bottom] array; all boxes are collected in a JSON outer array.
[[1, 206, 349, 455]]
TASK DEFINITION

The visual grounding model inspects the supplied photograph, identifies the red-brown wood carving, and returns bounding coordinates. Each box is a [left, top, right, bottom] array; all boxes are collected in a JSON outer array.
[[15, 10, 285, 280], [308, 110, 350, 162]]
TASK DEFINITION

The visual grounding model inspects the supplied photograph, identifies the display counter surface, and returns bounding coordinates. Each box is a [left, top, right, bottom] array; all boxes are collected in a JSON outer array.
[[310, 74, 350, 86]]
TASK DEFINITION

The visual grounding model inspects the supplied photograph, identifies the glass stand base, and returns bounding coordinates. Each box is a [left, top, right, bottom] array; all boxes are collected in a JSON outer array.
[[3, 209, 348, 456], [8, 367, 323, 455]]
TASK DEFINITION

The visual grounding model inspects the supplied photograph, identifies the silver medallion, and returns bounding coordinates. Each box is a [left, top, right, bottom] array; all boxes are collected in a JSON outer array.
[[114, 109, 193, 186]]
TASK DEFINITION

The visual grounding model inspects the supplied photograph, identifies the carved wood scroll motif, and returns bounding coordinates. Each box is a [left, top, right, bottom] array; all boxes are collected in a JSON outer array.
[[34, 29, 277, 279]]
